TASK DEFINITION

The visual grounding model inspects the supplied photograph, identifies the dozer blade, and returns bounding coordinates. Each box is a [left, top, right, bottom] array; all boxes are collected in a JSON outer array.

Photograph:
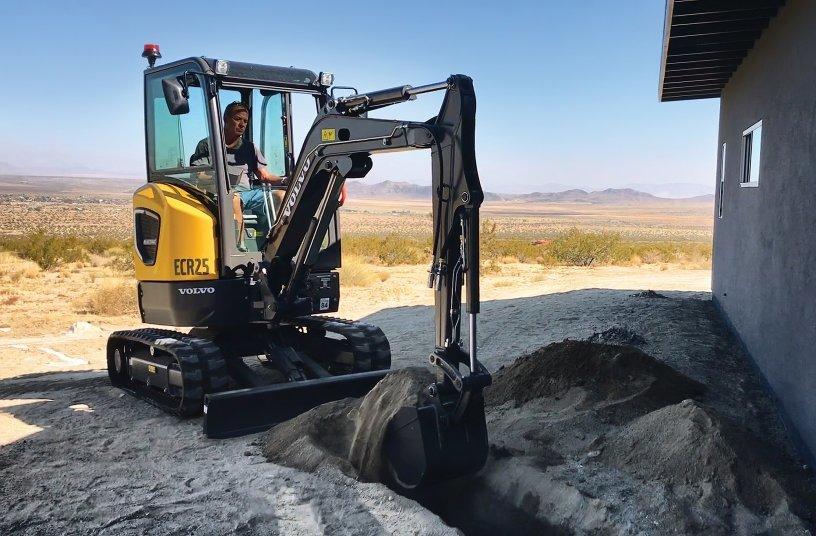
[[383, 391, 489, 490], [203, 370, 388, 438]]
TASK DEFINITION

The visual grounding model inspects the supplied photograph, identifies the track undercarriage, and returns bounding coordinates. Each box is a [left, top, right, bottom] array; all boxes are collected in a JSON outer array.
[[106, 317, 391, 426]]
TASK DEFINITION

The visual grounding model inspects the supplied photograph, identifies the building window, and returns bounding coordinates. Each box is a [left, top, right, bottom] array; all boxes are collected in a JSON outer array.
[[741, 120, 762, 187], [718, 142, 726, 218]]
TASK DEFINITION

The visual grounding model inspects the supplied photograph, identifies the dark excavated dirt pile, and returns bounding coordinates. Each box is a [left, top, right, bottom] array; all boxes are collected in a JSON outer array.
[[262, 342, 815, 535], [260, 367, 434, 482], [485, 340, 703, 420]]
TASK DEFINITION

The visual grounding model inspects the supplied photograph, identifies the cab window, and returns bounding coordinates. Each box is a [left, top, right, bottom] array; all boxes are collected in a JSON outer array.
[[253, 91, 286, 177], [146, 67, 216, 198], [216, 87, 289, 252]]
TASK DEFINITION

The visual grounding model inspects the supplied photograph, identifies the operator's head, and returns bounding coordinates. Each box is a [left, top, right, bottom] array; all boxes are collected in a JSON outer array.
[[224, 102, 249, 140]]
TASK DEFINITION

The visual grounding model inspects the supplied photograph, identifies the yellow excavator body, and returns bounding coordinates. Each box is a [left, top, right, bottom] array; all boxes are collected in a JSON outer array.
[[132, 183, 219, 282]]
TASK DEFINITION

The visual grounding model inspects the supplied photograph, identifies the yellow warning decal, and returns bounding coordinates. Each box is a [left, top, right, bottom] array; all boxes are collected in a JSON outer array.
[[148, 364, 157, 374], [321, 128, 336, 142]]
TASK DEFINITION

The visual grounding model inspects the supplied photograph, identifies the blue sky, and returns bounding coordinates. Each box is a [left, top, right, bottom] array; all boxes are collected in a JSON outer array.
[[0, 1, 720, 194]]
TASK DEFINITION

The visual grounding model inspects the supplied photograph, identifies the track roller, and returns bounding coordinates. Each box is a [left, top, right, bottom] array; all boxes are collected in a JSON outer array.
[[106, 329, 227, 417]]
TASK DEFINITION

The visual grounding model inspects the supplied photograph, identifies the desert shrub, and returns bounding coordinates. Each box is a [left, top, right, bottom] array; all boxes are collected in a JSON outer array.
[[611, 241, 712, 267], [339, 255, 379, 287], [480, 219, 500, 260], [105, 247, 135, 273], [344, 235, 429, 266], [0, 233, 134, 270], [84, 237, 131, 255], [78, 280, 138, 316], [480, 220, 556, 266], [325, 224, 711, 270], [0, 231, 88, 269], [548, 228, 622, 266], [0, 252, 41, 281]]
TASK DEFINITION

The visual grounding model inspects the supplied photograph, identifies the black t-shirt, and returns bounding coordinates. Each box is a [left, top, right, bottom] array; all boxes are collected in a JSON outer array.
[[190, 138, 267, 190]]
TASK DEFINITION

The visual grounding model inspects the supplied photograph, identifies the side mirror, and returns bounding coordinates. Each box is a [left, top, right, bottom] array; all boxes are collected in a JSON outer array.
[[162, 77, 189, 115]]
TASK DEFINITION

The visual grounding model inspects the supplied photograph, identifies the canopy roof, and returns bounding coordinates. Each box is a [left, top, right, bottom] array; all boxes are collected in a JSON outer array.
[[659, 0, 786, 101]]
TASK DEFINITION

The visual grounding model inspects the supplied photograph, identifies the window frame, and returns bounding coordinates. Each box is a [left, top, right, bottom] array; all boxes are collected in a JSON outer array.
[[740, 120, 762, 188], [144, 63, 218, 202], [718, 142, 726, 218]]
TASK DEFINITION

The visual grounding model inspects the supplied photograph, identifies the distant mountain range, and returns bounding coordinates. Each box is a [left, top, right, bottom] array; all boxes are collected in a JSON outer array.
[[347, 180, 713, 204], [0, 174, 714, 204]]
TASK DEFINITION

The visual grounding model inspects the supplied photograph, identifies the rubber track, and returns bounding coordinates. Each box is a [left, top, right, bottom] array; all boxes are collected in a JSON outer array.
[[107, 328, 228, 417], [292, 316, 391, 372]]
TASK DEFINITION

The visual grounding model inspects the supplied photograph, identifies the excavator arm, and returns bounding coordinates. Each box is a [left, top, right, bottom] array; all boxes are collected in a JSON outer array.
[[207, 76, 491, 488], [265, 75, 484, 370]]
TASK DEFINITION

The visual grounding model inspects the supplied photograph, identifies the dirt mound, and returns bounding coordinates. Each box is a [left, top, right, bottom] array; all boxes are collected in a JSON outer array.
[[260, 367, 434, 482], [260, 398, 359, 477], [260, 343, 813, 534], [588, 326, 646, 346], [485, 340, 703, 412], [598, 399, 813, 519], [475, 343, 813, 534], [630, 290, 668, 299]]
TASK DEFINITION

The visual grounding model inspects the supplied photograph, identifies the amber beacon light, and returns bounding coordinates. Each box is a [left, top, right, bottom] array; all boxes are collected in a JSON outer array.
[[142, 43, 161, 67]]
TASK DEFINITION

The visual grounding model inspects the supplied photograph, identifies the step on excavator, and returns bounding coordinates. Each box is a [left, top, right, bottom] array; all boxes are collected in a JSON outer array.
[[107, 44, 491, 488]]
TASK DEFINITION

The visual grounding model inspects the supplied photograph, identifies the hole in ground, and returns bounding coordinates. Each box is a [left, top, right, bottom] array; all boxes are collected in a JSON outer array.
[[405, 476, 571, 536]]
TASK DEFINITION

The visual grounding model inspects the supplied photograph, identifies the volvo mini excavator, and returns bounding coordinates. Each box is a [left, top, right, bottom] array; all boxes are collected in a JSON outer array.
[[107, 44, 490, 488]]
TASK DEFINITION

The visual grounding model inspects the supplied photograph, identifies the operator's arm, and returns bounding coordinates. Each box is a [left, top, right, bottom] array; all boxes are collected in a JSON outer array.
[[255, 165, 285, 184]]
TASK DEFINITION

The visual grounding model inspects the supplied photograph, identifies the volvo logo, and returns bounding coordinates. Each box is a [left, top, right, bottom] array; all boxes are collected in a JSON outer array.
[[282, 156, 312, 219], [178, 287, 215, 295]]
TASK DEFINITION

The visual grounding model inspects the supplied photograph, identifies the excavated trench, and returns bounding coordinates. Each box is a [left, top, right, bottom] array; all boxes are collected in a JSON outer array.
[[260, 341, 815, 535]]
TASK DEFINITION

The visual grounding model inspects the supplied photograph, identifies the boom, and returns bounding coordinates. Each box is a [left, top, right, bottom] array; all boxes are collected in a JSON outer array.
[[260, 75, 491, 486]]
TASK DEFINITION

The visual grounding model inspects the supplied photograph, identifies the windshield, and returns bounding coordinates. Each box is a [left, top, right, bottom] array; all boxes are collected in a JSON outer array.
[[145, 68, 217, 200]]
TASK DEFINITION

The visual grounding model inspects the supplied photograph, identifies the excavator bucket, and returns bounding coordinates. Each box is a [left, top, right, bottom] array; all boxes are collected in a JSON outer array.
[[383, 392, 489, 490], [203, 370, 389, 438]]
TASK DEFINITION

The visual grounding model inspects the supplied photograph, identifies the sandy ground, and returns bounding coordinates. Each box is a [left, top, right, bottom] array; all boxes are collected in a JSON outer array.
[[2, 265, 813, 534]]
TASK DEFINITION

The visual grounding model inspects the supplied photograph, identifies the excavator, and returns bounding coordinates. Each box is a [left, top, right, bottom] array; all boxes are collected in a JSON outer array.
[[107, 44, 490, 489]]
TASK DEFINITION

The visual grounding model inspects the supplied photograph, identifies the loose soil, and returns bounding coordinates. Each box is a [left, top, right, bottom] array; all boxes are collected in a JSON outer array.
[[261, 368, 434, 483], [261, 342, 814, 534]]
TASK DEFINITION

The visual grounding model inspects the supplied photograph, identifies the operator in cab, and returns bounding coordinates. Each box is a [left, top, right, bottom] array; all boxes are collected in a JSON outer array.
[[191, 102, 286, 251]]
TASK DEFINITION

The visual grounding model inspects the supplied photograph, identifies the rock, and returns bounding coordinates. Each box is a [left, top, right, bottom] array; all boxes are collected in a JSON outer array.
[[66, 321, 103, 335]]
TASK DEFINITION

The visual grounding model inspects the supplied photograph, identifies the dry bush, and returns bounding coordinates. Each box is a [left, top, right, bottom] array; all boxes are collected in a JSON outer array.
[[1, 294, 20, 306], [0, 233, 131, 270], [344, 235, 429, 266], [480, 220, 554, 265], [77, 279, 138, 316], [548, 228, 622, 266], [339, 256, 379, 287], [530, 272, 551, 282], [0, 251, 40, 281], [104, 247, 135, 273], [614, 242, 712, 267], [84, 237, 131, 255], [485, 260, 504, 274], [0, 231, 87, 269]]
